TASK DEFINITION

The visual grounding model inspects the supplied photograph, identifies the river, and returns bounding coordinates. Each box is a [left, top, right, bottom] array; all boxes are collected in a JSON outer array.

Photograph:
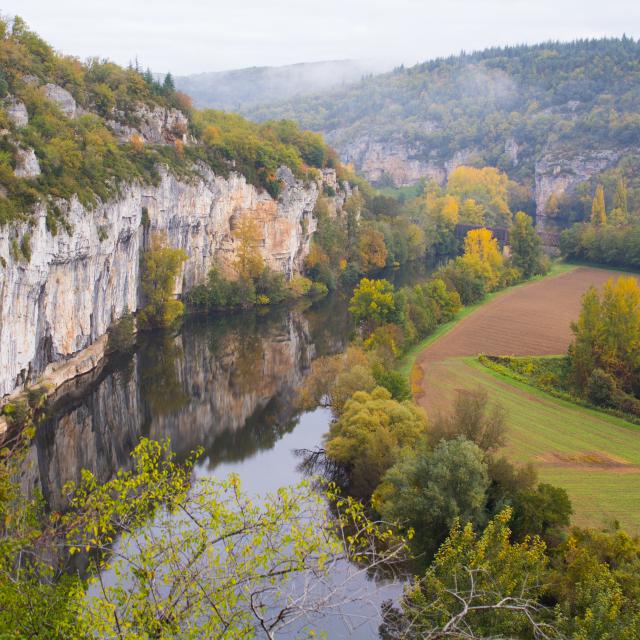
[[21, 262, 433, 637]]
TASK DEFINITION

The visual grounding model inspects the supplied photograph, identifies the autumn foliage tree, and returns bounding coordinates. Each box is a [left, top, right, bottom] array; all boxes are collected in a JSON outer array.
[[233, 213, 264, 279], [569, 277, 640, 398], [348, 278, 397, 329], [139, 237, 187, 328]]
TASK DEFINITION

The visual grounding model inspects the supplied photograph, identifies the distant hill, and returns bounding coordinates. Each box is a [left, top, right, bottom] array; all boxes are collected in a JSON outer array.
[[246, 38, 640, 227], [175, 60, 391, 112]]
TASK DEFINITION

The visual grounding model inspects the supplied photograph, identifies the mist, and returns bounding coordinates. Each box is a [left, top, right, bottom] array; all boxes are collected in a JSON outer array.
[[175, 59, 395, 111]]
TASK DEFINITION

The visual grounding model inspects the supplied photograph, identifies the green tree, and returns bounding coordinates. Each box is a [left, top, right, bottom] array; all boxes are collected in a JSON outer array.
[[139, 239, 187, 328], [591, 184, 607, 226], [610, 176, 629, 225], [511, 483, 572, 545], [381, 509, 554, 639], [509, 211, 546, 278], [325, 387, 427, 499], [162, 72, 175, 92], [376, 437, 489, 561]]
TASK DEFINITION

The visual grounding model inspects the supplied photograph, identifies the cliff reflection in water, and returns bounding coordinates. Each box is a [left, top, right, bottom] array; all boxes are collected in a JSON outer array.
[[26, 295, 350, 511]]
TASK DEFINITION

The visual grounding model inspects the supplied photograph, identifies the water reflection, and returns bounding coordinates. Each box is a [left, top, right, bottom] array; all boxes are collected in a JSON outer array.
[[24, 296, 349, 511]]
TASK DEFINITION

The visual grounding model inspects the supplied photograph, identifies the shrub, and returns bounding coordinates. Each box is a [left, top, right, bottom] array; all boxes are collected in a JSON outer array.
[[107, 313, 136, 352], [586, 368, 616, 406], [372, 365, 412, 401]]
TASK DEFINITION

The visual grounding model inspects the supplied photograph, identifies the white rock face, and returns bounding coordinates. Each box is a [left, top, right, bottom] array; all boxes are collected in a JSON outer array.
[[107, 105, 189, 144], [5, 97, 28, 128], [14, 147, 40, 178], [330, 132, 481, 187], [42, 84, 77, 118], [534, 149, 621, 229], [0, 165, 325, 397]]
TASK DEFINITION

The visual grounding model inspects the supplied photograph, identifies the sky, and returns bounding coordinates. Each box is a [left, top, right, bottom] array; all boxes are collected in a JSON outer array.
[[4, 0, 640, 75]]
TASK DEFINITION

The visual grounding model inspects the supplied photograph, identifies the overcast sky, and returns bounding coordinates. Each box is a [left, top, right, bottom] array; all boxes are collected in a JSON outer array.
[[4, 0, 640, 75]]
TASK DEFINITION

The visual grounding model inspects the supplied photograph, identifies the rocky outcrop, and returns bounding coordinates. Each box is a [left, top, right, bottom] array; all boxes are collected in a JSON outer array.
[[42, 83, 77, 118], [5, 97, 28, 128], [0, 165, 335, 398], [14, 147, 40, 178], [534, 149, 622, 229], [329, 133, 480, 187], [107, 104, 189, 144]]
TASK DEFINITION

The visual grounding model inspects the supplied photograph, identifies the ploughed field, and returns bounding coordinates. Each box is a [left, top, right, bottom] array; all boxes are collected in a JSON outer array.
[[415, 266, 640, 532]]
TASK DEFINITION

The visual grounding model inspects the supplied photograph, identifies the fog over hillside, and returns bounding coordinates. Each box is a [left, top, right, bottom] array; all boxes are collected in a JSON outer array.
[[175, 59, 393, 111]]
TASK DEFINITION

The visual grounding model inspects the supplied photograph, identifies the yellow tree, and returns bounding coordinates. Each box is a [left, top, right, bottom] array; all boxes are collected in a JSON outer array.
[[590, 185, 607, 226], [440, 195, 460, 224], [461, 228, 504, 290], [463, 228, 504, 272], [447, 166, 511, 227], [461, 198, 485, 225], [233, 214, 264, 279]]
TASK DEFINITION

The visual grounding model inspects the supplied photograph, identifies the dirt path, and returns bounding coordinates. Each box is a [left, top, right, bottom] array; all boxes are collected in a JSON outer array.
[[416, 266, 637, 413]]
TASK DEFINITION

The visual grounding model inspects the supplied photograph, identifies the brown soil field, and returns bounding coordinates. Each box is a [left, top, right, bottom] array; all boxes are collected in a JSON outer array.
[[416, 266, 638, 413]]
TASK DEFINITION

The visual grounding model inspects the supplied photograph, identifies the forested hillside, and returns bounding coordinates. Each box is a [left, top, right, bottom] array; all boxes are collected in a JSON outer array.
[[248, 38, 640, 226]]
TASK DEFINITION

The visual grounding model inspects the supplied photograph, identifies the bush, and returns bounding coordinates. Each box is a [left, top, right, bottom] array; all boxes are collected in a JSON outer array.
[[107, 313, 136, 352], [372, 365, 412, 401], [586, 368, 616, 406]]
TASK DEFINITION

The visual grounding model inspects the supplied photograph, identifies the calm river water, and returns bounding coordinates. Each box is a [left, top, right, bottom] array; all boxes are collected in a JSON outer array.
[[22, 262, 433, 638]]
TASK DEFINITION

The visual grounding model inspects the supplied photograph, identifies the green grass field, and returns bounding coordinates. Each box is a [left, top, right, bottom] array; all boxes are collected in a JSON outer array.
[[424, 356, 640, 532]]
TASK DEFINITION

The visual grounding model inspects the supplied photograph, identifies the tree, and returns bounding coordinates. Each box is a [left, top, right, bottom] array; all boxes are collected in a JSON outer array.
[[357, 226, 388, 271], [162, 71, 175, 92], [569, 286, 604, 390], [325, 387, 427, 499], [375, 437, 489, 561], [509, 211, 546, 278], [348, 278, 397, 328], [457, 228, 505, 292], [447, 166, 512, 227], [381, 509, 556, 639], [139, 238, 187, 328], [233, 213, 264, 279], [610, 176, 629, 225], [591, 184, 607, 226], [570, 277, 640, 394], [511, 483, 572, 545], [428, 388, 507, 452], [1, 435, 408, 640]]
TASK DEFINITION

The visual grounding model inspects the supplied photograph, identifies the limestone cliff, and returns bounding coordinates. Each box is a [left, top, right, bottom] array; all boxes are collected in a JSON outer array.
[[0, 164, 338, 398]]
